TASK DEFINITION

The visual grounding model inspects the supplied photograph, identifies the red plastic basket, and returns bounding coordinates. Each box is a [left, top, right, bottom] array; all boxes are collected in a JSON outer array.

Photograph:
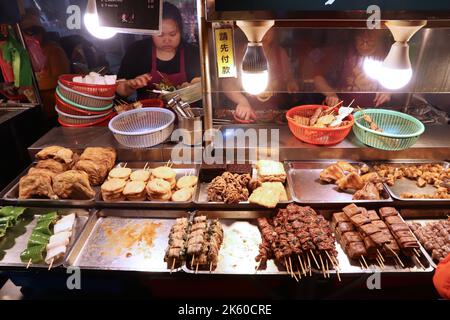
[[58, 74, 117, 97], [139, 98, 165, 108], [55, 92, 110, 116], [58, 112, 114, 127], [286, 105, 354, 145]]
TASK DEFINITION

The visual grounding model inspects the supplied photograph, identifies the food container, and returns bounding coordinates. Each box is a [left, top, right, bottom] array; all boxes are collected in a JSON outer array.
[[286, 105, 354, 145], [56, 87, 114, 112], [353, 109, 425, 151], [57, 81, 115, 109], [56, 106, 113, 126], [58, 74, 117, 97], [108, 108, 175, 148], [174, 108, 203, 146]]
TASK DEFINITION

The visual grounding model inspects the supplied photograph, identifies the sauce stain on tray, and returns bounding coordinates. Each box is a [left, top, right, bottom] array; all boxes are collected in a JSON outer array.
[[99, 220, 161, 257]]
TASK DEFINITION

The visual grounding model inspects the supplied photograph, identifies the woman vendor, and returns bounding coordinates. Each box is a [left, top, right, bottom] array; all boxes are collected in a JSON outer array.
[[116, 2, 201, 99]]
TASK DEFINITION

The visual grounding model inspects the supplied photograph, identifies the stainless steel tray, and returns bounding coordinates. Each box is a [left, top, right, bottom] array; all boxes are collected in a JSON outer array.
[[182, 211, 292, 275], [369, 160, 450, 202], [405, 219, 449, 269], [64, 209, 190, 273], [194, 166, 293, 209], [95, 162, 199, 209], [0, 208, 89, 268], [286, 161, 393, 204], [2, 163, 97, 208]]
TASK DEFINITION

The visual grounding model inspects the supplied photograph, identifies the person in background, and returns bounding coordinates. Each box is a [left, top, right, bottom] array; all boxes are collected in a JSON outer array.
[[222, 28, 299, 122], [433, 253, 450, 299], [116, 2, 201, 99], [314, 29, 391, 108], [21, 9, 70, 123]]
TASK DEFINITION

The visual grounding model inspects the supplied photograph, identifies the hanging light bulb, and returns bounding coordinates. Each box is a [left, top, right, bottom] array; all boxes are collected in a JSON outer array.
[[84, 0, 117, 40], [378, 20, 426, 90], [241, 43, 269, 95], [379, 42, 413, 90], [237, 20, 274, 95]]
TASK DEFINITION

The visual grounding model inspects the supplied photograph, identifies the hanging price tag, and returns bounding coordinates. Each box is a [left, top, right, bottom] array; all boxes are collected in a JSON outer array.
[[213, 22, 237, 78]]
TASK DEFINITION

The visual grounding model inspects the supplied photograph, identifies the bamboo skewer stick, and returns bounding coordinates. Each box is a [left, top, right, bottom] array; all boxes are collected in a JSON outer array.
[[310, 250, 320, 269], [325, 258, 329, 279], [170, 258, 176, 274], [26, 259, 32, 269], [47, 259, 54, 271], [255, 260, 262, 273], [361, 255, 370, 269], [414, 256, 426, 270], [191, 255, 195, 268], [413, 248, 421, 258], [319, 254, 326, 278], [359, 259, 365, 269], [195, 262, 199, 274], [386, 246, 404, 268], [289, 257, 294, 279], [210, 262, 213, 273], [307, 254, 312, 276], [377, 249, 385, 263], [297, 255, 306, 276]]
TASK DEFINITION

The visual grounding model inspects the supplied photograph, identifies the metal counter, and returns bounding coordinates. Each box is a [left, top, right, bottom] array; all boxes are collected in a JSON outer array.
[[28, 125, 450, 162]]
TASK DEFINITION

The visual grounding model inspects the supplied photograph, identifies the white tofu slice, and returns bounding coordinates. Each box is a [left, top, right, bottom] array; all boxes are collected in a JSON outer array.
[[45, 245, 67, 264], [54, 214, 76, 234], [47, 231, 71, 251]]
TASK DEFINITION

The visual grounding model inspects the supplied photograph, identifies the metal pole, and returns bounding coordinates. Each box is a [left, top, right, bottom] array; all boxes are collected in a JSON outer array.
[[197, 0, 213, 143], [403, 28, 431, 113]]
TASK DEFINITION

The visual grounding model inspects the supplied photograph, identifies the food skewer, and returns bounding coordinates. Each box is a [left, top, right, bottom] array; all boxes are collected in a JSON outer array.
[[26, 258, 32, 269], [48, 258, 54, 271], [309, 250, 320, 270], [170, 258, 176, 274]]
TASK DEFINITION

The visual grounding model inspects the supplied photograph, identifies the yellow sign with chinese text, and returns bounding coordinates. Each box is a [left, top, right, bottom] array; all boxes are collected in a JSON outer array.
[[214, 27, 236, 78]]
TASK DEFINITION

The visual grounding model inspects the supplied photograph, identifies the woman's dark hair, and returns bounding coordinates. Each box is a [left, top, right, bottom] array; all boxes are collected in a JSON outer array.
[[163, 2, 184, 37]]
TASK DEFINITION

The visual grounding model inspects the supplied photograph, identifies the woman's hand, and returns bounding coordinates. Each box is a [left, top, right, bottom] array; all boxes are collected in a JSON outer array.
[[374, 93, 391, 107], [235, 101, 256, 121], [324, 94, 340, 107], [126, 74, 152, 90], [116, 74, 152, 97]]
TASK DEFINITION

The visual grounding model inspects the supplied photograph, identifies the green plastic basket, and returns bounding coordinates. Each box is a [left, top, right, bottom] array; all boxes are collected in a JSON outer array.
[[352, 109, 425, 151]]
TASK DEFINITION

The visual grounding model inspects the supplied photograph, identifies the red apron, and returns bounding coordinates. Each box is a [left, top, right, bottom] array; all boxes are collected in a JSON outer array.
[[148, 46, 188, 90]]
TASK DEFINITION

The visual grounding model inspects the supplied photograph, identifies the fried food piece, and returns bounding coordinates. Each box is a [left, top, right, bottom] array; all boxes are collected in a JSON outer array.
[[353, 182, 381, 200], [248, 186, 279, 208], [34, 159, 67, 174], [101, 178, 126, 201], [79, 147, 116, 170], [152, 166, 177, 189], [123, 181, 146, 201], [172, 188, 193, 202], [130, 170, 151, 182], [19, 173, 57, 199], [336, 172, 365, 191], [27, 168, 57, 179], [108, 167, 132, 180], [309, 107, 323, 126], [336, 161, 358, 174], [320, 164, 345, 183], [260, 182, 288, 201], [361, 172, 382, 184], [52, 170, 95, 200], [74, 160, 109, 186], [256, 160, 286, 183], [176, 176, 198, 189], [36, 146, 74, 164]]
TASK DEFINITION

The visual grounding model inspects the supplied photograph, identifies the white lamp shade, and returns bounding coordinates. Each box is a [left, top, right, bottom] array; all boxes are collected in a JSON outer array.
[[379, 42, 413, 90]]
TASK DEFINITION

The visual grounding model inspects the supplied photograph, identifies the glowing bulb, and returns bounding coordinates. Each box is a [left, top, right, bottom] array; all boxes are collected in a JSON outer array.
[[378, 67, 412, 90], [363, 57, 382, 80], [241, 43, 269, 95], [241, 70, 269, 95], [378, 42, 412, 90], [84, 0, 117, 40]]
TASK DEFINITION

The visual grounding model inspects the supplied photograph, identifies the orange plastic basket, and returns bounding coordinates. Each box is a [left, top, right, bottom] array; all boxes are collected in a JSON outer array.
[[286, 105, 354, 145]]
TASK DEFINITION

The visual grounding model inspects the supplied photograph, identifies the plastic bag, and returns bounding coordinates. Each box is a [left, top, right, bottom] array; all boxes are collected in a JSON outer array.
[[24, 35, 47, 72]]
